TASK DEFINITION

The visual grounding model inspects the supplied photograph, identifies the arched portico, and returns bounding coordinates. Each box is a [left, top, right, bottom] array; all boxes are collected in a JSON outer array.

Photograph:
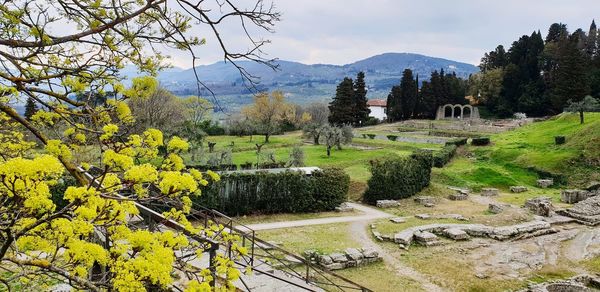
[[436, 104, 480, 120]]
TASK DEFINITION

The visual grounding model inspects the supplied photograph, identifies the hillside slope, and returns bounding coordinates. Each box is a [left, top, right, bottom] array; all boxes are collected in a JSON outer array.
[[436, 113, 600, 193]]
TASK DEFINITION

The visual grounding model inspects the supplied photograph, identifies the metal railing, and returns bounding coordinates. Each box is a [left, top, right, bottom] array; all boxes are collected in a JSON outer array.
[[82, 166, 372, 291]]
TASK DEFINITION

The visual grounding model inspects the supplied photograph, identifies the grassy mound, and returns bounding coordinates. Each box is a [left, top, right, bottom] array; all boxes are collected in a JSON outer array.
[[436, 113, 600, 190]]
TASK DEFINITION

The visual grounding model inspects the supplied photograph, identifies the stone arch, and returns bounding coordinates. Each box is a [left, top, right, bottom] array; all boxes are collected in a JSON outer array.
[[453, 105, 463, 119], [463, 105, 472, 119], [444, 105, 453, 118]]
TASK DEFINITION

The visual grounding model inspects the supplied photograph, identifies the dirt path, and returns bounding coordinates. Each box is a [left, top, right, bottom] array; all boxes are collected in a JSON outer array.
[[349, 220, 447, 292], [239, 202, 393, 230]]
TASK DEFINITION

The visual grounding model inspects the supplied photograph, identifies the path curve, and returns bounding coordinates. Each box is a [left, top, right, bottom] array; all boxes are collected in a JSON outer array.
[[349, 220, 447, 292], [239, 202, 392, 231]]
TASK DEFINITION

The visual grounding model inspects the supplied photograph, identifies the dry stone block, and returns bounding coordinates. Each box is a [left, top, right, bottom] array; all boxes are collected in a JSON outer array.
[[323, 263, 345, 270], [335, 202, 354, 212], [344, 248, 364, 261], [524, 197, 554, 217], [586, 181, 600, 191], [449, 192, 469, 200], [561, 189, 592, 204], [510, 186, 528, 193], [394, 229, 414, 246], [488, 203, 506, 214], [330, 253, 347, 263], [414, 196, 435, 206], [536, 179, 554, 188], [414, 231, 441, 246], [444, 228, 470, 240], [318, 255, 333, 265], [415, 214, 431, 220], [390, 217, 406, 224], [361, 248, 378, 258], [481, 188, 499, 196], [559, 195, 600, 225], [376, 200, 399, 208]]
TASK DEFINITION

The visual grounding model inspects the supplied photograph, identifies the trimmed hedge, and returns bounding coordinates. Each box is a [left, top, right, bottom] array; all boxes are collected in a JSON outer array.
[[555, 136, 566, 145], [386, 135, 398, 141], [363, 151, 432, 204], [445, 138, 468, 146], [433, 144, 458, 168], [194, 168, 349, 215], [471, 137, 490, 146], [366, 134, 376, 139]]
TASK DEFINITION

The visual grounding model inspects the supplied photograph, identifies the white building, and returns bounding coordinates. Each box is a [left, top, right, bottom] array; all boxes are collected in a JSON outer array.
[[367, 99, 387, 121]]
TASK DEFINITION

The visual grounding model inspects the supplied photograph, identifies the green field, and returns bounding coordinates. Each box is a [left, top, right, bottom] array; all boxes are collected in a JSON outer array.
[[437, 113, 600, 195]]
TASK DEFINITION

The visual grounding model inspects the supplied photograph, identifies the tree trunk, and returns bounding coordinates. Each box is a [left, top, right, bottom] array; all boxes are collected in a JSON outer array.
[[264, 134, 270, 143], [313, 135, 319, 145], [327, 145, 331, 157], [580, 110, 584, 124]]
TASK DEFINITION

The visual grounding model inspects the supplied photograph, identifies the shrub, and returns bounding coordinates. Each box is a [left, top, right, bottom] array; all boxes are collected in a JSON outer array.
[[361, 134, 367, 139], [471, 137, 490, 146], [188, 164, 237, 171], [555, 136, 566, 145], [240, 162, 254, 170], [194, 168, 349, 215], [364, 117, 380, 126], [50, 175, 77, 209], [433, 144, 458, 167], [366, 134, 376, 139], [287, 146, 305, 167], [386, 135, 398, 141], [363, 151, 432, 204], [445, 138, 468, 146]]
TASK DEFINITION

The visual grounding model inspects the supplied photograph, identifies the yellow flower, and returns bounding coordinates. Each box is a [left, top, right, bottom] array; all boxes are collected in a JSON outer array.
[[167, 136, 189, 153], [100, 124, 119, 141]]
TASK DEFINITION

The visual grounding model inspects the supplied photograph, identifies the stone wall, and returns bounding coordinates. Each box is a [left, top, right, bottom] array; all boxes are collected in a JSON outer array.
[[305, 248, 382, 271]]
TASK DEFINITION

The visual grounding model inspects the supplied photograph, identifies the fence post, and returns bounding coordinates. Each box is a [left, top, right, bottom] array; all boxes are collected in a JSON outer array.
[[209, 242, 218, 288]]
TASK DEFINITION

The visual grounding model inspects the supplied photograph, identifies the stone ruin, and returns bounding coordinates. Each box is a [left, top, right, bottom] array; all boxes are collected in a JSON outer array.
[[558, 195, 600, 225], [414, 196, 435, 207], [481, 188, 499, 197], [375, 200, 399, 208], [510, 186, 528, 193], [524, 197, 555, 217], [388, 221, 556, 249], [305, 248, 382, 271], [560, 189, 599, 204], [517, 274, 600, 292], [489, 203, 509, 214], [536, 179, 554, 188]]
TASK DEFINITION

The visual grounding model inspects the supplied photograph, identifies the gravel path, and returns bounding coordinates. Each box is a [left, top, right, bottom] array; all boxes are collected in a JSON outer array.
[[349, 220, 447, 292], [239, 202, 393, 231], [239, 202, 445, 291]]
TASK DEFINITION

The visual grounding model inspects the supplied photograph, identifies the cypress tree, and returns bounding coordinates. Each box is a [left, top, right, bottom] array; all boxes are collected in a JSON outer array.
[[386, 85, 402, 122], [399, 69, 417, 119], [329, 77, 355, 125], [24, 97, 38, 120], [352, 72, 370, 126]]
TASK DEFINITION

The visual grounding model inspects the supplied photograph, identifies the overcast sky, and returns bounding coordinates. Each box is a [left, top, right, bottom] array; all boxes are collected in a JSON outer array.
[[165, 0, 599, 68]]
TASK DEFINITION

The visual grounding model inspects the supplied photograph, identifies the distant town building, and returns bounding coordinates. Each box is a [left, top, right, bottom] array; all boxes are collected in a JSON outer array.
[[367, 99, 387, 120]]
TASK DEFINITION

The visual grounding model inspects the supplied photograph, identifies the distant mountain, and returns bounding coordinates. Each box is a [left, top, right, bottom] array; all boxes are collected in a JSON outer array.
[[132, 53, 479, 112]]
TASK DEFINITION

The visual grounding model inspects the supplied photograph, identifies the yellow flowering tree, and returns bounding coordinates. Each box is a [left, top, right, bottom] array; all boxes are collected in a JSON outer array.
[[0, 0, 279, 291]]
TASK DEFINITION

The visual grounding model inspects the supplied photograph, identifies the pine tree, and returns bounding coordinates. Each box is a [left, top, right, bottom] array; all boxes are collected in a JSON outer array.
[[329, 77, 355, 125], [549, 34, 590, 111], [24, 97, 38, 120], [588, 20, 598, 60], [352, 72, 370, 126]]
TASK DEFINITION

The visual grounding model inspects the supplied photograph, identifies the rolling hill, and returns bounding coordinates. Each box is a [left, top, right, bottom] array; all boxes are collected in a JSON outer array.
[[126, 53, 480, 112]]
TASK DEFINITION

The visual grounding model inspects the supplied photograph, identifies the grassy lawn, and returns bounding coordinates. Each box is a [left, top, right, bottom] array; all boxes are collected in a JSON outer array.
[[436, 113, 600, 190], [255, 223, 358, 254], [335, 262, 425, 292]]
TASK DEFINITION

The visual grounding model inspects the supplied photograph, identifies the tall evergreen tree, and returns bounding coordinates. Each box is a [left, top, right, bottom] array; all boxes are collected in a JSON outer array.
[[399, 69, 418, 119], [587, 20, 598, 60], [386, 85, 402, 122], [549, 33, 590, 111], [329, 77, 355, 125], [24, 97, 38, 120], [352, 72, 370, 126]]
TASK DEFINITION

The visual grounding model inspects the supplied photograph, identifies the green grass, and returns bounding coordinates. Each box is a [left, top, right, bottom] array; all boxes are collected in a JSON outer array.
[[233, 210, 360, 225], [335, 262, 425, 292], [255, 223, 358, 254], [437, 113, 600, 189]]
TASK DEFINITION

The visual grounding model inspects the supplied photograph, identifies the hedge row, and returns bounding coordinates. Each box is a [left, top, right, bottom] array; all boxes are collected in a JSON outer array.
[[363, 151, 433, 204], [433, 144, 458, 168], [194, 168, 349, 215], [471, 137, 490, 146], [445, 138, 468, 146], [188, 161, 288, 172]]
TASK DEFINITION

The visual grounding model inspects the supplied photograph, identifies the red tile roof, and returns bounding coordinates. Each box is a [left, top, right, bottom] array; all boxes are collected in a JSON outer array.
[[367, 99, 387, 107]]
